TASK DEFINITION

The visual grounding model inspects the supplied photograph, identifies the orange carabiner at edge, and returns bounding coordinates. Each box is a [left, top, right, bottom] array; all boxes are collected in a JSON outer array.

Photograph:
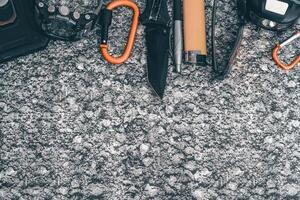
[[272, 32, 300, 70], [99, 0, 139, 64]]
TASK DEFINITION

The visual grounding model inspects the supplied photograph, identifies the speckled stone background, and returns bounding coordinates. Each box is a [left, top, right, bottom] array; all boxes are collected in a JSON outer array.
[[1, 0, 300, 199]]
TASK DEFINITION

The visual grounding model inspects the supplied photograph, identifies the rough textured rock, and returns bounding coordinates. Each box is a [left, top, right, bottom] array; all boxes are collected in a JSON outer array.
[[0, 0, 299, 199]]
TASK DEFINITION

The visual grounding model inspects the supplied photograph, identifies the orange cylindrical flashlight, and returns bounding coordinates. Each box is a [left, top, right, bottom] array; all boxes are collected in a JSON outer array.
[[183, 0, 207, 65]]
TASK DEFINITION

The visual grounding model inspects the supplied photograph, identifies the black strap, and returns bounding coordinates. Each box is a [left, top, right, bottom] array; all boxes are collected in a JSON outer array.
[[99, 8, 112, 44], [211, 0, 246, 79]]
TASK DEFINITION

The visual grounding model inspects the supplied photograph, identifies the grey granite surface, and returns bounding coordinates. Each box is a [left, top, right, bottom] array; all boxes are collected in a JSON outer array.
[[1, 0, 300, 199]]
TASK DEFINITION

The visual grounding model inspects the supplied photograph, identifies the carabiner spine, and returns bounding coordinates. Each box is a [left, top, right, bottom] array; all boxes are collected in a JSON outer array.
[[280, 32, 300, 47]]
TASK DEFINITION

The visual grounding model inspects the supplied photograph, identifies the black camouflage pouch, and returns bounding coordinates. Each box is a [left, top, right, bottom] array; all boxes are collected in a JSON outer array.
[[34, 0, 101, 41]]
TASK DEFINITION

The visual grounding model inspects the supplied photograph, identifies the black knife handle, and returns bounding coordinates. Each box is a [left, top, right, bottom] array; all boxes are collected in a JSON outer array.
[[174, 0, 182, 21], [141, 0, 170, 26], [99, 8, 112, 44]]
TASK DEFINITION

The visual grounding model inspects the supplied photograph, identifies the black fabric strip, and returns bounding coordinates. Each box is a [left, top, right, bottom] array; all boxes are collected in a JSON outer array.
[[211, 0, 245, 79]]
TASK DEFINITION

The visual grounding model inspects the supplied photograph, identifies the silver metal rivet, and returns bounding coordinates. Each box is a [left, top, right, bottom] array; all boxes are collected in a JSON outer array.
[[85, 14, 91, 20], [269, 21, 277, 28], [73, 11, 81, 20], [59, 6, 70, 16], [48, 5, 55, 13], [262, 19, 269, 27], [38, 2, 44, 8]]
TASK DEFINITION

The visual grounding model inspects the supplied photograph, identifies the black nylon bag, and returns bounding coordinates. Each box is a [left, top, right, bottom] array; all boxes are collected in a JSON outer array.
[[0, 0, 48, 63]]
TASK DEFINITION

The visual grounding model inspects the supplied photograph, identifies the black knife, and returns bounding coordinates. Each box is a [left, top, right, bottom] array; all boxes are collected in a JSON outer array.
[[141, 0, 171, 99]]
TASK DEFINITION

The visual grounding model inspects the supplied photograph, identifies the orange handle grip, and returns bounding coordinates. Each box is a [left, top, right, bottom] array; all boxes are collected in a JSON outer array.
[[183, 0, 207, 55], [100, 0, 139, 64]]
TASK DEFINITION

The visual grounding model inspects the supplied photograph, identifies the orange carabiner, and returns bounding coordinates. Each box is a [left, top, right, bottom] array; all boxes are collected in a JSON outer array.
[[99, 0, 139, 64], [272, 32, 300, 70]]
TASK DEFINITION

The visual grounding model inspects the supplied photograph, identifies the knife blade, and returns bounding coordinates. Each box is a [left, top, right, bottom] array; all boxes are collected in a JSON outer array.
[[141, 0, 171, 99]]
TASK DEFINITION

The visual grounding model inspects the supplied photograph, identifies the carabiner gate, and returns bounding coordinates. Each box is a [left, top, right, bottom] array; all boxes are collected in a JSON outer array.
[[272, 32, 300, 70], [99, 0, 139, 64]]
